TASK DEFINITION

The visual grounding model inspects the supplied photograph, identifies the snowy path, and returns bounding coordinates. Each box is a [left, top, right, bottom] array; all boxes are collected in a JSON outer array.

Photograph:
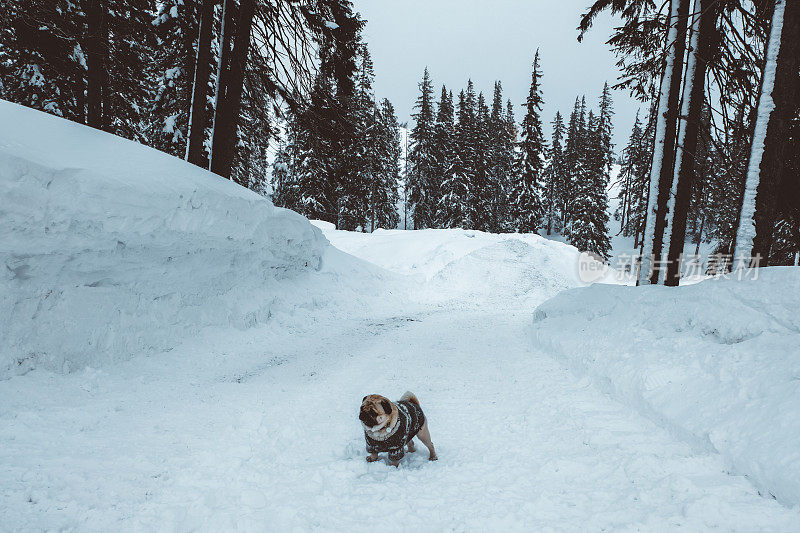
[[3, 303, 798, 530]]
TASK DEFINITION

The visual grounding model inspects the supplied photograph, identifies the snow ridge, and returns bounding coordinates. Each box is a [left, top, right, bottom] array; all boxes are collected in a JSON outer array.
[[532, 268, 800, 507], [0, 100, 356, 377]]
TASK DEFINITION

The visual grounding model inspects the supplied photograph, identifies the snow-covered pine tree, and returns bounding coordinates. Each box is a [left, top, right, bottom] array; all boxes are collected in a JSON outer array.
[[544, 111, 566, 235], [287, 72, 341, 222], [562, 97, 583, 228], [470, 92, 493, 231], [615, 109, 651, 246], [510, 50, 546, 233], [685, 105, 713, 251], [499, 99, 520, 232], [446, 83, 478, 228], [147, 0, 199, 156], [270, 127, 298, 210], [566, 104, 612, 260], [0, 0, 155, 139], [337, 43, 375, 230], [370, 98, 402, 230], [487, 82, 512, 233], [0, 0, 87, 122], [408, 68, 437, 229], [705, 103, 750, 258], [432, 86, 456, 227]]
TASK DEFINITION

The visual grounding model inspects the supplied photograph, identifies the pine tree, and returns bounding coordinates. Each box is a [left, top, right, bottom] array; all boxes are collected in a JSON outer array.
[[544, 111, 566, 235], [615, 109, 650, 245], [432, 86, 456, 226], [470, 92, 493, 231], [566, 86, 613, 260], [270, 128, 297, 210], [370, 99, 402, 230], [498, 99, 519, 231], [439, 87, 471, 229], [408, 68, 437, 229], [562, 97, 583, 228], [148, 0, 197, 156], [337, 43, 375, 230], [446, 83, 478, 228], [0, 0, 86, 122], [510, 50, 546, 233], [487, 82, 511, 233]]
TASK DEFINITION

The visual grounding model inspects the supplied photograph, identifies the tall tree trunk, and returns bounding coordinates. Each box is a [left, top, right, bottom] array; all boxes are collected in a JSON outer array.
[[84, 0, 109, 130], [664, 0, 718, 286], [210, 0, 254, 179], [734, 0, 799, 266], [208, 0, 235, 169], [186, 0, 214, 166], [637, 0, 690, 285]]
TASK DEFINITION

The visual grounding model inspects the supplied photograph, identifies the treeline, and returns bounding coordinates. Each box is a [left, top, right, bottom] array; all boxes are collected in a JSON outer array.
[[584, 0, 800, 283], [0, 0, 358, 188], [270, 40, 402, 232], [271, 47, 618, 259], [406, 53, 615, 259]]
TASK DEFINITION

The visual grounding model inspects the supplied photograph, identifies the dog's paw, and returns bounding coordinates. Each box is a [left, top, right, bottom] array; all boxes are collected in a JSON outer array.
[[366, 455, 379, 462], [429, 454, 438, 461]]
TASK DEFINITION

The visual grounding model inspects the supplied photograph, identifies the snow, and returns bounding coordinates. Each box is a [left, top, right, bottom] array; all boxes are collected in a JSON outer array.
[[533, 267, 800, 507], [0, 99, 392, 378], [734, 0, 786, 263], [2, 101, 799, 530]]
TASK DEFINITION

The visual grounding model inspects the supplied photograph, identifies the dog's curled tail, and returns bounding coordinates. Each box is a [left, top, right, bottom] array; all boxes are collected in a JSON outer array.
[[400, 391, 420, 406]]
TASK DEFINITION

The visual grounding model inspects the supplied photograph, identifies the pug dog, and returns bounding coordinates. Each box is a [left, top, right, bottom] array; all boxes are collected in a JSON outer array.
[[359, 391, 437, 467]]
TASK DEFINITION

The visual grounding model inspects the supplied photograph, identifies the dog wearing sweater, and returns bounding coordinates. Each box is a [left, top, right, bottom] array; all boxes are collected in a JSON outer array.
[[359, 392, 437, 467]]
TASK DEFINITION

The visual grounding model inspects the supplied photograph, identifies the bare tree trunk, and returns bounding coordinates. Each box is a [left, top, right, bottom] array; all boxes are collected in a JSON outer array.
[[665, 0, 718, 286], [84, 0, 109, 130], [210, 0, 255, 179], [734, 0, 799, 266], [637, 0, 690, 285], [208, 0, 235, 169], [186, 0, 214, 166]]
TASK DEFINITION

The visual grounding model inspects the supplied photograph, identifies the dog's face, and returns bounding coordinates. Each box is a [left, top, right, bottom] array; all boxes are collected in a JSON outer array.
[[359, 394, 394, 431]]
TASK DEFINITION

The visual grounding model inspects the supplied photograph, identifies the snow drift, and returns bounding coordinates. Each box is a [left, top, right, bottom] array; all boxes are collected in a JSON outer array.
[[313, 222, 618, 308], [0, 101, 389, 378], [532, 268, 800, 506]]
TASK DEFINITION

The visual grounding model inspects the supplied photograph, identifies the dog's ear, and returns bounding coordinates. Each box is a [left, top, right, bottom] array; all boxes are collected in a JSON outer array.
[[380, 399, 392, 414], [362, 395, 368, 402]]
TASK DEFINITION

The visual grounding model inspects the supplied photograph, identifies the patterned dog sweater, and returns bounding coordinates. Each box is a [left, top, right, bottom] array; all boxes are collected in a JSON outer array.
[[364, 400, 425, 461]]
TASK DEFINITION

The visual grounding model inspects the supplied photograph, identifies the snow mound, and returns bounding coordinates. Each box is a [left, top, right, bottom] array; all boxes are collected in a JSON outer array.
[[313, 223, 620, 308], [532, 267, 800, 506], [0, 101, 387, 378]]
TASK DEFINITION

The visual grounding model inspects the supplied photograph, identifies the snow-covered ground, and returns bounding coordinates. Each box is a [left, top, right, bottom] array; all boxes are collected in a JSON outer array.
[[0, 100, 396, 379], [2, 102, 799, 530], [533, 267, 800, 508]]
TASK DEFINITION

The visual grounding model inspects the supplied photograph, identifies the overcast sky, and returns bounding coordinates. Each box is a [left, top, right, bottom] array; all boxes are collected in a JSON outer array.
[[352, 0, 642, 153]]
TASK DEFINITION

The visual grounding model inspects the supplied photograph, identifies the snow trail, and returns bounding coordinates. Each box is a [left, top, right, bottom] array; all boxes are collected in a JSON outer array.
[[3, 267, 798, 530]]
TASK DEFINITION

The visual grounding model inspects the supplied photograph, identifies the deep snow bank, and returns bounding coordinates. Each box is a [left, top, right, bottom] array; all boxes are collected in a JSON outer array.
[[0, 101, 389, 378], [532, 268, 800, 506], [313, 221, 619, 308]]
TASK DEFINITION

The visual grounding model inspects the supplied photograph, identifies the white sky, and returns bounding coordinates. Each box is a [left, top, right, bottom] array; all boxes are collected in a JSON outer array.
[[353, 0, 642, 154]]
